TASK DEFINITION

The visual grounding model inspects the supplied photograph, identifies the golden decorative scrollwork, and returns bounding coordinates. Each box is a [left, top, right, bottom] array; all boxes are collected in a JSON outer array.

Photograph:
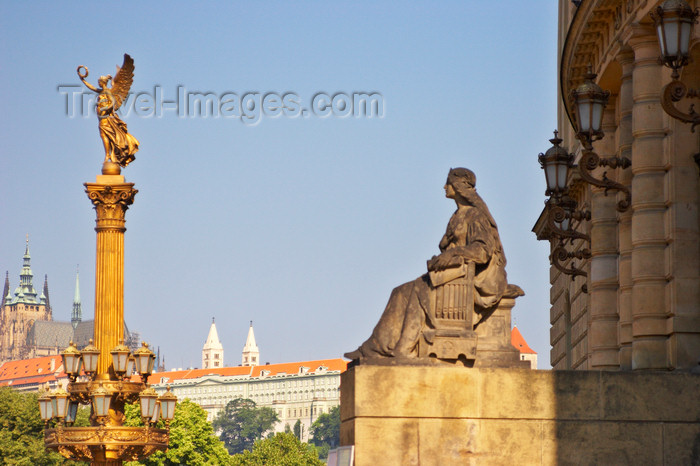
[[84, 183, 138, 231], [45, 426, 169, 461]]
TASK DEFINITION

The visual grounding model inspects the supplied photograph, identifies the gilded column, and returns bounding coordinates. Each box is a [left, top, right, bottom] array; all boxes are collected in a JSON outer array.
[[616, 49, 634, 370], [629, 27, 669, 370], [588, 106, 620, 369], [85, 170, 137, 377]]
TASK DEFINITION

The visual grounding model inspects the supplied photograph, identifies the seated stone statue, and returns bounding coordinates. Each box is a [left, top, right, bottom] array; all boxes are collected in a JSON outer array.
[[345, 168, 523, 364]]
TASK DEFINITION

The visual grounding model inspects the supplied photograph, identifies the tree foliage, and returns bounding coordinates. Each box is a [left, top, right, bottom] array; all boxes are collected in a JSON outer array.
[[310, 405, 340, 448], [0, 387, 71, 465], [231, 432, 323, 466], [310, 405, 340, 459], [213, 398, 278, 455], [293, 419, 302, 440], [126, 399, 232, 466]]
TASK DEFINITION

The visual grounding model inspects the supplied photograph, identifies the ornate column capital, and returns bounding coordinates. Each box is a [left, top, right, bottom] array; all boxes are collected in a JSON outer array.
[[84, 183, 138, 232]]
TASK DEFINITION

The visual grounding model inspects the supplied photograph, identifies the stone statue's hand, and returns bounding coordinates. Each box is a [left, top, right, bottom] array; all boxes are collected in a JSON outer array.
[[429, 251, 463, 271], [427, 255, 439, 271]]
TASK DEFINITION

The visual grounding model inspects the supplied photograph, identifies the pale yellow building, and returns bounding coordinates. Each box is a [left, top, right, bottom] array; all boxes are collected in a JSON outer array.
[[534, 0, 700, 371], [149, 358, 345, 442]]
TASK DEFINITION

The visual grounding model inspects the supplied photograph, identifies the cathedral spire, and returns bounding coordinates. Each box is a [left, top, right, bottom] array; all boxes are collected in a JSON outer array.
[[71, 266, 82, 329], [17, 237, 38, 303], [242, 321, 259, 367], [202, 318, 224, 369], [2, 272, 9, 306], [42, 275, 51, 312]]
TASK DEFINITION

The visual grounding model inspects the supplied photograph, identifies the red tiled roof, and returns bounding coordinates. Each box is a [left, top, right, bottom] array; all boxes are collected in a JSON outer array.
[[511, 326, 536, 354], [148, 358, 347, 384], [148, 365, 253, 384], [0, 355, 65, 387], [250, 359, 347, 377]]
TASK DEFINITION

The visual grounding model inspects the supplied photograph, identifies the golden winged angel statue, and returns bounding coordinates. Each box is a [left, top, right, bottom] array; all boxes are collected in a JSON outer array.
[[77, 53, 139, 167]]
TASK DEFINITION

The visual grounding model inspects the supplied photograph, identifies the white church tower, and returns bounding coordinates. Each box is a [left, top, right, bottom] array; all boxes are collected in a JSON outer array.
[[241, 321, 259, 367], [202, 317, 224, 369]]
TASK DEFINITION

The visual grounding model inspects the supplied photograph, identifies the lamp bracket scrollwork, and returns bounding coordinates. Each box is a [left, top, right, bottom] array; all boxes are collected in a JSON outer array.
[[546, 202, 591, 243], [552, 244, 591, 279], [578, 149, 631, 212], [661, 79, 700, 131]]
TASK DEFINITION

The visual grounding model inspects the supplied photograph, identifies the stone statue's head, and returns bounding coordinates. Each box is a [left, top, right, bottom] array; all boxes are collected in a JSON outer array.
[[447, 168, 476, 198]]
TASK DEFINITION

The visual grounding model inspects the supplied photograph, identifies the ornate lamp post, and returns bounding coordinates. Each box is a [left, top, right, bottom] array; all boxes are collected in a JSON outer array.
[[651, 0, 700, 131], [569, 66, 631, 212], [538, 131, 592, 280], [43, 54, 175, 466]]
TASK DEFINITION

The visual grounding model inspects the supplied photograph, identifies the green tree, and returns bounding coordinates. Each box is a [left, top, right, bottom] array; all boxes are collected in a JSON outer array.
[[213, 398, 278, 455], [310, 405, 340, 460], [0, 387, 70, 465], [293, 419, 302, 440], [231, 432, 323, 466], [125, 399, 232, 466]]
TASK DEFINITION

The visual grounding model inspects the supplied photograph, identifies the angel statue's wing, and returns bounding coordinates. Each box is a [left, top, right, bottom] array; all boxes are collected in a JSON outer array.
[[110, 53, 134, 112]]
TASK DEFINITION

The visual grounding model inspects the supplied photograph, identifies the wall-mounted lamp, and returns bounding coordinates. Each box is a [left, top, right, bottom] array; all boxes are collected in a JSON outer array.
[[538, 131, 592, 282], [570, 67, 631, 212], [652, 0, 700, 131]]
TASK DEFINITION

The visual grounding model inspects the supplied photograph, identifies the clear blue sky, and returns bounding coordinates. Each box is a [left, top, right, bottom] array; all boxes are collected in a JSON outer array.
[[0, 2, 557, 368]]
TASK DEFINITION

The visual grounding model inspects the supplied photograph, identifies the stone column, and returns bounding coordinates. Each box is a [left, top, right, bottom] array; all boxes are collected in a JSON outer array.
[[666, 67, 700, 369], [85, 170, 137, 377], [629, 28, 669, 370], [589, 106, 620, 369], [616, 49, 635, 370]]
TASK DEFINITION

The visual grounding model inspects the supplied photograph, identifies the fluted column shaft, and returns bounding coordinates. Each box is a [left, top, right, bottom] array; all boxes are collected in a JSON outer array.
[[85, 178, 137, 377]]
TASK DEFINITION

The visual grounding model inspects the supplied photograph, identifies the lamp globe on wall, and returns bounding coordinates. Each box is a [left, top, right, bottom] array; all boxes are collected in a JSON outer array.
[[652, 0, 699, 75], [570, 66, 610, 145], [539, 130, 573, 198]]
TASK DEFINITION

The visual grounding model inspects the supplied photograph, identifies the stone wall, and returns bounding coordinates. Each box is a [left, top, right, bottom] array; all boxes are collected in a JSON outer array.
[[341, 365, 700, 465]]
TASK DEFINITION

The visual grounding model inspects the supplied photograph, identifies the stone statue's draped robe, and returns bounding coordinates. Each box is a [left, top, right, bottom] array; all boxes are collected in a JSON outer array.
[[350, 204, 507, 358]]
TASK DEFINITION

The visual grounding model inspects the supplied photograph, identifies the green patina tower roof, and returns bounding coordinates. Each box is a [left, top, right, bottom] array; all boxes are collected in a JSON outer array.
[[7, 238, 40, 305]]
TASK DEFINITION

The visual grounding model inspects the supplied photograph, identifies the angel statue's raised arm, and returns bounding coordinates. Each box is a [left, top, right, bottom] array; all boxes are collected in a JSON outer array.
[[77, 53, 139, 168]]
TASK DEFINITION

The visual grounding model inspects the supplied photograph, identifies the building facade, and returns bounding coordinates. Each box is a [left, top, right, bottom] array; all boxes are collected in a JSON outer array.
[[2, 243, 141, 363], [0, 354, 67, 392], [511, 326, 537, 369], [534, 0, 700, 370], [1, 242, 52, 363], [149, 358, 346, 442]]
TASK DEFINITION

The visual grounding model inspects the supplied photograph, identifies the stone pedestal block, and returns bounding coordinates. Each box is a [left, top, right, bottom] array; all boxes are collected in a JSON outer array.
[[341, 366, 700, 465]]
